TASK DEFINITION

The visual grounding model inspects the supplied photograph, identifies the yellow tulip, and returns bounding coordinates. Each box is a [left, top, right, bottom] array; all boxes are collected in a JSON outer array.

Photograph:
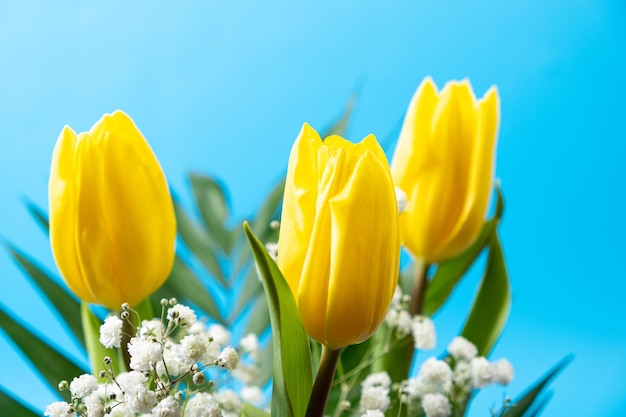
[[49, 110, 176, 309], [391, 77, 499, 263], [278, 123, 400, 349]]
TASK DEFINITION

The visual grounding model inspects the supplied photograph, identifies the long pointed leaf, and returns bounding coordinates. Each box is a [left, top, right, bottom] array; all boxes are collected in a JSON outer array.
[[6, 245, 85, 349], [155, 256, 223, 323], [502, 355, 573, 417], [81, 302, 121, 379], [23, 200, 49, 235], [190, 173, 235, 255], [461, 232, 511, 355], [0, 385, 40, 417], [0, 304, 87, 400], [243, 222, 312, 417], [174, 201, 226, 286]]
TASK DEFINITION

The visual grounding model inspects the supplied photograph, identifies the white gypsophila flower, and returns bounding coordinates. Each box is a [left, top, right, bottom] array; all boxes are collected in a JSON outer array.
[[217, 346, 239, 370], [391, 285, 403, 306], [452, 361, 473, 390], [84, 385, 110, 417], [215, 389, 243, 416], [395, 187, 409, 213], [232, 363, 261, 385], [69, 373, 98, 398], [412, 316, 436, 350], [99, 315, 123, 348], [265, 242, 278, 262], [116, 371, 148, 392], [152, 396, 181, 417], [387, 309, 412, 336], [208, 323, 231, 345], [401, 377, 422, 402], [241, 386, 264, 406], [421, 393, 452, 417], [416, 358, 452, 394], [156, 341, 188, 377], [362, 411, 385, 417], [470, 356, 495, 388], [167, 304, 197, 327], [362, 372, 392, 390], [139, 318, 164, 341], [360, 385, 390, 412], [239, 333, 260, 357], [447, 336, 478, 362], [128, 337, 163, 371], [44, 401, 72, 417], [108, 402, 134, 417], [494, 358, 514, 385], [187, 320, 207, 335], [202, 340, 222, 364], [180, 334, 208, 364], [124, 384, 158, 414], [185, 392, 223, 417]]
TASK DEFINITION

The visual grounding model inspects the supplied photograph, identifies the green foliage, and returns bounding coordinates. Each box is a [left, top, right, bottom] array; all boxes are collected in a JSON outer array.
[[0, 304, 87, 401], [461, 232, 511, 356], [244, 222, 313, 417], [0, 386, 40, 417]]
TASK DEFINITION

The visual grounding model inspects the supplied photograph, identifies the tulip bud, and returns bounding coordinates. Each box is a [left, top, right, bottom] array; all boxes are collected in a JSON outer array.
[[391, 77, 500, 263], [49, 110, 176, 309], [278, 123, 400, 349]]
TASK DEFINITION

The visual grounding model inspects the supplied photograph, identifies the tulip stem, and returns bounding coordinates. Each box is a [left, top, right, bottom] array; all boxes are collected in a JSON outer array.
[[410, 262, 431, 316], [120, 317, 134, 372], [306, 346, 342, 417]]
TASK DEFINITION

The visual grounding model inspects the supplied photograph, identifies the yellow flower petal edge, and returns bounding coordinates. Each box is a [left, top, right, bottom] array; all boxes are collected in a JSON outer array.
[[49, 110, 177, 309], [391, 78, 500, 263], [278, 123, 400, 349]]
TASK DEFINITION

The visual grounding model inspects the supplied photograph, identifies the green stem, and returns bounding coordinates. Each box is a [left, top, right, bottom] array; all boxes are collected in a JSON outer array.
[[120, 317, 133, 371], [306, 346, 342, 417], [409, 262, 430, 316]]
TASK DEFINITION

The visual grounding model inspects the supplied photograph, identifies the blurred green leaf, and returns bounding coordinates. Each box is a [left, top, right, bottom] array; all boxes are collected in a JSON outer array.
[[502, 355, 573, 417], [81, 303, 121, 379], [24, 200, 49, 235], [321, 92, 357, 138], [240, 403, 271, 417], [244, 222, 312, 417], [423, 187, 504, 316], [6, 245, 84, 349], [243, 294, 270, 336], [155, 256, 224, 323], [233, 268, 264, 319], [190, 173, 235, 255], [258, 336, 274, 386], [251, 178, 285, 240], [461, 232, 511, 356], [0, 304, 87, 400], [0, 386, 40, 417], [174, 201, 226, 286]]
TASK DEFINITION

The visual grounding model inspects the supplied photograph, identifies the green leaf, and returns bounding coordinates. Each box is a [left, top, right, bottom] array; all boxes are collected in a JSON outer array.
[[190, 173, 235, 254], [423, 187, 504, 316], [174, 201, 226, 286], [155, 256, 223, 323], [240, 403, 271, 417], [0, 385, 40, 417], [6, 244, 85, 348], [81, 303, 121, 380], [0, 304, 87, 400], [460, 232, 511, 356], [243, 294, 270, 336], [23, 200, 49, 234], [243, 222, 313, 417], [232, 268, 264, 319], [251, 178, 285, 240], [502, 355, 573, 417]]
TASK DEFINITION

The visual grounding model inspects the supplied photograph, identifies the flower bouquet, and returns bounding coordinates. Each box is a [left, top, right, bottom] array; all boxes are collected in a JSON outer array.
[[0, 78, 570, 417]]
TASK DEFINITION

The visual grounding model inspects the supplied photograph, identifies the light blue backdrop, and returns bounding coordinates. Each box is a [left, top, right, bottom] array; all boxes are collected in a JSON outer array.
[[0, 1, 624, 415]]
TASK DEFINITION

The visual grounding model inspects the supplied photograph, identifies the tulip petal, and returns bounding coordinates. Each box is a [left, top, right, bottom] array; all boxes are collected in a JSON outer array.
[[439, 86, 499, 258], [49, 127, 96, 304], [278, 123, 321, 295], [324, 149, 399, 348]]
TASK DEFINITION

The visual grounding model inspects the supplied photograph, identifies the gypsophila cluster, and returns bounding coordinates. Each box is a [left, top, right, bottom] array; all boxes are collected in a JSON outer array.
[[47, 299, 267, 417], [399, 335, 515, 417], [385, 286, 436, 350]]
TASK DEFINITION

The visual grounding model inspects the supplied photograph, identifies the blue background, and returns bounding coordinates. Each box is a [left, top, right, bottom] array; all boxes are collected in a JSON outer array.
[[1, 1, 625, 415]]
